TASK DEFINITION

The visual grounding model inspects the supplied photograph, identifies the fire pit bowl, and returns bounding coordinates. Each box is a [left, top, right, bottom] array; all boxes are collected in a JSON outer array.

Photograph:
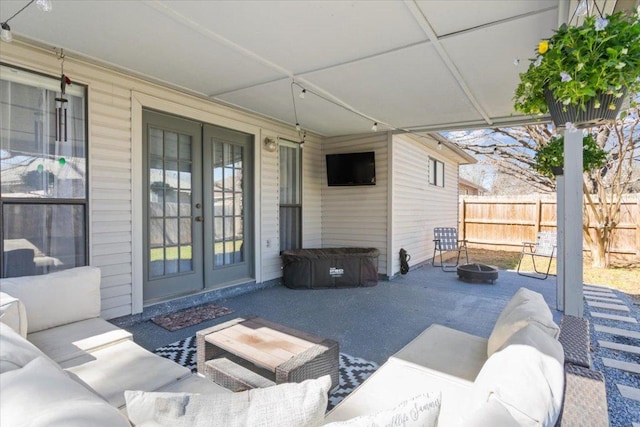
[[457, 263, 498, 284]]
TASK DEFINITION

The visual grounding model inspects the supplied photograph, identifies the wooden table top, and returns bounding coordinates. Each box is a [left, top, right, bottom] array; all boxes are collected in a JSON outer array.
[[204, 317, 325, 372]]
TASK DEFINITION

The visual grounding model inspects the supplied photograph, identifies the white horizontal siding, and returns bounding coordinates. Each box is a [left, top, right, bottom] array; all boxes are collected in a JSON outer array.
[[259, 131, 281, 281], [322, 133, 389, 275], [391, 134, 462, 275], [1, 41, 315, 318]]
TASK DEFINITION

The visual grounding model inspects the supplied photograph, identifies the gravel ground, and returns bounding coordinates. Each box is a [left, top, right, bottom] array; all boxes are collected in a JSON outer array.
[[583, 286, 640, 427]]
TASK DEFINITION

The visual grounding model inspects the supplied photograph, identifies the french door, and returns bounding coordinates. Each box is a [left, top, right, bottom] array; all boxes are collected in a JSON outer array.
[[142, 110, 253, 303]]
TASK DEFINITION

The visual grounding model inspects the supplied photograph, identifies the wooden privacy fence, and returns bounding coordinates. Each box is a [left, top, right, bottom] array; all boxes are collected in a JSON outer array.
[[458, 194, 640, 260]]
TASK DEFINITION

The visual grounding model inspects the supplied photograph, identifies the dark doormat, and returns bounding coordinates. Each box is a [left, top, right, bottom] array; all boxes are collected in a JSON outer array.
[[151, 303, 234, 332]]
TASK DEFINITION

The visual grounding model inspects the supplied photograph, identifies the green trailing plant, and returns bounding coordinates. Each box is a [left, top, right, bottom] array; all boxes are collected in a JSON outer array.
[[533, 133, 607, 178], [514, 10, 640, 117]]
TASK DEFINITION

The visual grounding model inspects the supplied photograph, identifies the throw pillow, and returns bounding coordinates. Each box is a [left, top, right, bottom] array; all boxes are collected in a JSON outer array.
[[323, 392, 441, 427], [125, 375, 332, 427], [487, 287, 559, 356], [470, 324, 565, 427], [459, 398, 520, 427], [0, 292, 28, 337]]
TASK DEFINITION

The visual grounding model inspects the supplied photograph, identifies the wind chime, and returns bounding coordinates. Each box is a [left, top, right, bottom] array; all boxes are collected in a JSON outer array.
[[55, 49, 71, 143]]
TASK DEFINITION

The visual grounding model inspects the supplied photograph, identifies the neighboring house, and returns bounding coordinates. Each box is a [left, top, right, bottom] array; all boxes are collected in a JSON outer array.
[[0, 42, 474, 320], [459, 178, 486, 196]]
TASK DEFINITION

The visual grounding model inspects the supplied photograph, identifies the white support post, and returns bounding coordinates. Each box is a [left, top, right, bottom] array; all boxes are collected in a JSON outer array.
[[556, 175, 564, 311], [562, 129, 584, 317]]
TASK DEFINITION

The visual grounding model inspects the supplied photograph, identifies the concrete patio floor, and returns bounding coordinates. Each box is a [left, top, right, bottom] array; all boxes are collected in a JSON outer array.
[[123, 263, 640, 424], [124, 263, 561, 365]]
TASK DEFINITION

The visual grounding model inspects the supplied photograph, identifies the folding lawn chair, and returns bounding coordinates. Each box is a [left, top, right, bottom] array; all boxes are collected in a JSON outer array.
[[432, 227, 469, 272], [517, 231, 557, 280]]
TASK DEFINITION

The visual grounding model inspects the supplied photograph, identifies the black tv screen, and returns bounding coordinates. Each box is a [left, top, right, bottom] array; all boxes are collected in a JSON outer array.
[[326, 151, 376, 186]]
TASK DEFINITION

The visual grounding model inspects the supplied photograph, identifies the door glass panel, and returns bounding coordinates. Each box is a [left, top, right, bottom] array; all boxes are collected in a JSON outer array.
[[165, 132, 178, 158], [147, 126, 194, 278], [212, 140, 244, 268]]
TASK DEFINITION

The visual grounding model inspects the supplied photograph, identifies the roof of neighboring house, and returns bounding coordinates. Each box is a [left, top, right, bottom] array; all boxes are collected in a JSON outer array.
[[459, 178, 487, 193]]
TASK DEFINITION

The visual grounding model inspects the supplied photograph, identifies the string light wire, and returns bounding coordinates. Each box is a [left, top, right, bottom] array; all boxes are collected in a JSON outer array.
[[290, 80, 446, 150]]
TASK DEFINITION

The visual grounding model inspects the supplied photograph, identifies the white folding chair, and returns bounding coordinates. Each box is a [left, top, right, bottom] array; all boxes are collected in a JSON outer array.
[[517, 231, 557, 280]]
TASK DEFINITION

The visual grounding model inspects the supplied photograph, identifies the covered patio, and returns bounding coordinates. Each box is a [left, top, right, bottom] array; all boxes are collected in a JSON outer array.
[[120, 264, 638, 425], [1, 0, 639, 425], [1, 0, 626, 318]]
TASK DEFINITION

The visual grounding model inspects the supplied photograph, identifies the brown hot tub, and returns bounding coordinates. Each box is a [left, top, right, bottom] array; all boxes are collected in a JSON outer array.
[[281, 248, 380, 289]]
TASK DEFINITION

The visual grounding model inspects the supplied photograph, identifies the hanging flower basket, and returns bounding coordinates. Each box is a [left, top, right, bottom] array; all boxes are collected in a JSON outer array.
[[533, 133, 606, 179], [544, 87, 627, 129], [514, 11, 640, 125]]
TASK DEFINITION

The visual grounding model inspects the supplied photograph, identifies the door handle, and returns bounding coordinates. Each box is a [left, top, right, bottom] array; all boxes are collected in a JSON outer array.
[[195, 216, 204, 222]]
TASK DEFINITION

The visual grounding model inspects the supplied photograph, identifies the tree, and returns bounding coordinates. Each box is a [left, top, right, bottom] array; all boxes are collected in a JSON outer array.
[[448, 106, 640, 268]]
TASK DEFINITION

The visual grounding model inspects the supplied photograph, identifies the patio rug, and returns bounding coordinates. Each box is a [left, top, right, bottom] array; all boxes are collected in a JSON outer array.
[[151, 303, 234, 332], [154, 336, 379, 410]]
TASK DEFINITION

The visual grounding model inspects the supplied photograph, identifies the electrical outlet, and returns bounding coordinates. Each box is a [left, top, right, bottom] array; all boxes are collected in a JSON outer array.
[[266, 239, 271, 248]]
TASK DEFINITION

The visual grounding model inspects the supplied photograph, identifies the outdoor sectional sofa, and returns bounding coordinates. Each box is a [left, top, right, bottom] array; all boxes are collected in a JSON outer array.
[[0, 266, 607, 426]]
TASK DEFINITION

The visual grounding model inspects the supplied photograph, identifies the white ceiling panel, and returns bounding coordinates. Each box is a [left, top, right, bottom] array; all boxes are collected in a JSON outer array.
[[0, 0, 570, 135], [415, 0, 559, 37], [216, 78, 376, 137], [442, 8, 558, 119], [300, 43, 482, 130], [1, 0, 284, 95], [163, 0, 428, 75]]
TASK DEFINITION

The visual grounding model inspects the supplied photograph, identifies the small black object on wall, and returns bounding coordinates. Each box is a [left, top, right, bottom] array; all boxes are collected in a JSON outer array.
[[399, 248, 410, 275]]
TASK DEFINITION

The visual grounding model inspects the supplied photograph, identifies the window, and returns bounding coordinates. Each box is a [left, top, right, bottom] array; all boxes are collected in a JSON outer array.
[[429, 157, 444, 187], [1, 64, 88, 278], [279, 140, 301, 252]]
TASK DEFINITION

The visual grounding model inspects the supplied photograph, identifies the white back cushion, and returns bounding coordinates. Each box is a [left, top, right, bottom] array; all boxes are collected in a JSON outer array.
[[0, 322, 52, 374], [488, 287, 559, 356], [471, 324, 565, 427], [0, 356, 130, 427], [0, 292, 28, 337], [0, 266, 101, 333]]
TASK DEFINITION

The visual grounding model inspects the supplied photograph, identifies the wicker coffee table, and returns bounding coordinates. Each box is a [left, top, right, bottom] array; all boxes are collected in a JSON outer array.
[[196, 316, 339, 391]]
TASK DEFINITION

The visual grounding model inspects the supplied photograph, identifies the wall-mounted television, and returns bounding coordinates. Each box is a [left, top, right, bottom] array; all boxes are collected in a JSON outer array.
[[326, 151, 376, 186]]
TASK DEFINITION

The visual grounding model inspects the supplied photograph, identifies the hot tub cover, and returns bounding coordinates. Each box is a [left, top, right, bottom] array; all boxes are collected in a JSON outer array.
[[281, 247, 380, 289]]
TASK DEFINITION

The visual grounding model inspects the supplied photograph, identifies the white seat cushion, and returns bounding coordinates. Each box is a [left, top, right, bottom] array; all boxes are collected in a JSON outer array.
[[0, 266, 102, 333], [28, 317, 132, 364], [63, 339, 191, 408], [0, 356, 130, 427], [325, 357, 474, 426], [393, 324, 488, 381], [323, 393, 441, 427], [487, 287, 559, 356], [0, 292, 28, 337], [470, 324, 565, 427]]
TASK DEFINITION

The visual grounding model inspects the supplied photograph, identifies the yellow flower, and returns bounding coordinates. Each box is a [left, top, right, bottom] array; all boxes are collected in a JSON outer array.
[[538, 41, 549, 54]]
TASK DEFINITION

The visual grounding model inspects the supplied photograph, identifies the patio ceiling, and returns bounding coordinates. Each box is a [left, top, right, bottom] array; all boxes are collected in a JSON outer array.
[[0, 0, 627, 136]]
